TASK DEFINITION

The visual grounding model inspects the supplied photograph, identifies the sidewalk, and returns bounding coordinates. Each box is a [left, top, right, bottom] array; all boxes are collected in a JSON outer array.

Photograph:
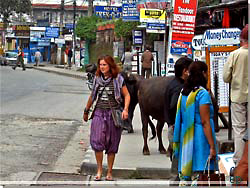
[[33, 64, 234, 181]]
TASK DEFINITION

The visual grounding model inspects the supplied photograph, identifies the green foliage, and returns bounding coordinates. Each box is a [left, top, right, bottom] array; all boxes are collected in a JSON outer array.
[[89, 42, 113, 64], [0, 0, 31, 23], [75, 16, 102, 41], [198, 0, 221, 7], [114, 19, 140, 39]]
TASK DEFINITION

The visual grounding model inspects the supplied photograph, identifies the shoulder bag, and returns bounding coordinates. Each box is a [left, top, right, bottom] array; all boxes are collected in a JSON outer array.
[[103, 88, 132, 131]]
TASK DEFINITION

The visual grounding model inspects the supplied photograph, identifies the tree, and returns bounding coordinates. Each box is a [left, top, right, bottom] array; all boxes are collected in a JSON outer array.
[[114, 19, 139, 39], [75, 16, 102, 41], [0, 0, 31, 24]]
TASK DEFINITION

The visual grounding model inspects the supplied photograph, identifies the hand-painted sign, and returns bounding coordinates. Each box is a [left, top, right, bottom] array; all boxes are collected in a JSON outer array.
[[95, 6, 122, 19], [45, 27, 60, 38], [140, 9, 165, 23], [203, 28, 241, 45]]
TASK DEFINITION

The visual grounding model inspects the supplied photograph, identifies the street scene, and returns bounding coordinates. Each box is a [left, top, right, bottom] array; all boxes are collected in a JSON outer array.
[[0, 0, 248, 187]]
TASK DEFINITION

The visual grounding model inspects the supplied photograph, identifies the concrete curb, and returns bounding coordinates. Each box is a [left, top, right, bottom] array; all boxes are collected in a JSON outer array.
[[80, 162, 174, 180], [33, 66, 86, 80]]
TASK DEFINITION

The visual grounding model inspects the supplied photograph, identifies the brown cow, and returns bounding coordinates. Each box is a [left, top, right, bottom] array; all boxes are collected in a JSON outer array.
[[138, 76, 175, 155]]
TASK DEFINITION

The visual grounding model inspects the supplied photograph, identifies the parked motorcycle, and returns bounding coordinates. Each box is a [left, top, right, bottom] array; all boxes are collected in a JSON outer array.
[[85, 64, 97, 91]]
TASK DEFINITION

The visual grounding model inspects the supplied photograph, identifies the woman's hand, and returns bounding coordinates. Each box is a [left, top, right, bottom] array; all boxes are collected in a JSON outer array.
[[83, 112, 89, 122], [122, 109, 128, 120], [209, 147, 216, 160]]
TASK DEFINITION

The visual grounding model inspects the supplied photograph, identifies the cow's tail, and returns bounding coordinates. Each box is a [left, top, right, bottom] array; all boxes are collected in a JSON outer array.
[[148, 118, 156, 140]]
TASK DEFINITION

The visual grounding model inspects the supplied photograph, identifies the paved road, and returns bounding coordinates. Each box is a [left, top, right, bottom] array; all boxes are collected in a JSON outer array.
[[0, 66, 90, 181]]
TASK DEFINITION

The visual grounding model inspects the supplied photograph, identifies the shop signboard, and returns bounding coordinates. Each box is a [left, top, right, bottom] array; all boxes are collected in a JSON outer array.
[[172, 0, 198, 42], [146, 23, 165, 33], [203, 28, 241, 46], [65, 23, 75, 29], [14, 25, 30, 36], [171, 0, 198, 55], [133, 30, 143, 45], [55, 38, 65, 44], [45, 27, 60, 38], [95, 6, 122, 19], [192, 34, 207, 61], [122, 0, 139, 21], [140, 9, 165, 23], [37, 38, 50, 46]]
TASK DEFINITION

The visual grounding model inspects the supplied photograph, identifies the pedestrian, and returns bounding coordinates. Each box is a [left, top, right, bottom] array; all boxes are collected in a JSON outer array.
[[83, 55, 130, 181], [12, 46, 25, 71], [68, 47, 73, 68], [34, 49, 41, 66], [163, 57, 193, 163], [121, 47, 133, 73], [141, 45, 154, 78], [173, 61, 217, 186], [223, 24, 248, 166]]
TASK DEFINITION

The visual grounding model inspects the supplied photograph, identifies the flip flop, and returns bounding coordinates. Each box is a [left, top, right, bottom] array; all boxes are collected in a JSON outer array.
[[105, 176, 114, 181], [94, 175, 102, 181]]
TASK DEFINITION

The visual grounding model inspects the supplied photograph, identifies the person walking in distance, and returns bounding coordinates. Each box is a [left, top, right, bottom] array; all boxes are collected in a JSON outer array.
[[83, 55, 130, 181], [141, 45, 153, 78], [223, 24, 248, 166], [173, 61, 217, 185], [67, 47, 73, 68], [34, 49, 41, 66], [121, 47, 133, 73], [12, 46, 25, 71]]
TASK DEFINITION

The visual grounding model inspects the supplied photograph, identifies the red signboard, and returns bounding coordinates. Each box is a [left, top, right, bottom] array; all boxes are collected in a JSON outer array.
[[172, 0, 198, 42]]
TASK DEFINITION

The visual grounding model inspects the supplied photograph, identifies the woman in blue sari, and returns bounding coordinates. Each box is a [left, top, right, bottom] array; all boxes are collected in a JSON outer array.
[[173, 61, 217, 185]]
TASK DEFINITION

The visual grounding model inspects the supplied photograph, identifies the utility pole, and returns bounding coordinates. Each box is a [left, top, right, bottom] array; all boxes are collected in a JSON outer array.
[[88, 0, 93, 16], [73, 0, 76, 66], [57, 0, 64, 65]]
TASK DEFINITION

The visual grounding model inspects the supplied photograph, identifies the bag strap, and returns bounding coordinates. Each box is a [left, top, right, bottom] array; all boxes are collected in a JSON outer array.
[[203, 157, 221, 178]]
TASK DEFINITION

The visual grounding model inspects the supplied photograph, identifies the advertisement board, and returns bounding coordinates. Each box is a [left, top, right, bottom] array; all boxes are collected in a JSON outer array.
[[133, 30, 143, 45], [146, 23, 165, 33], [45, 27, 60, 38], [140, 9, 165, 23], [122, 0, 139, 21], [172, 0, 198, 42], [203, 28, 241, 46], [95, 6, 122, 19]]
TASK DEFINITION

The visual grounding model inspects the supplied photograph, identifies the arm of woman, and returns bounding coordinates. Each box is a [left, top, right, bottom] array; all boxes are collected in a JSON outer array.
[[121, 85, 130, 120], [200, 104, 216, 159], [83, 95, 93, 122]]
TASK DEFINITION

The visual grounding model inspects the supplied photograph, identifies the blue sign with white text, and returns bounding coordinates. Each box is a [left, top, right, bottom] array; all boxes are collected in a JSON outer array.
[[122, 3, 139, 21], [45, 27, 60, 38], [95, 6, 122, 19]]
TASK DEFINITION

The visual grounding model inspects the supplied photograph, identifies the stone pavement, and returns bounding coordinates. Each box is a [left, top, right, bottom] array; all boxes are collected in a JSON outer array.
[[31, 63, 234, 183]]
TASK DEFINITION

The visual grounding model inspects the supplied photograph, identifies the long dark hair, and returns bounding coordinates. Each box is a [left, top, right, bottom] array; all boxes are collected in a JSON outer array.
[[182, 61, 208, 96], [96, 55, 120, 78]]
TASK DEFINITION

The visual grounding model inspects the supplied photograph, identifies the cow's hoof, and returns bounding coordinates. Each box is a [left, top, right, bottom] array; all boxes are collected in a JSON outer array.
[[143, 150, 150, 155], [159, 148, 167, 154], [128, 129, 134, 133]]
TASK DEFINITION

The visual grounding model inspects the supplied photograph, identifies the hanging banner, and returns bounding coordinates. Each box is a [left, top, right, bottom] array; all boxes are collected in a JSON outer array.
[[172, 0, 198, 42]]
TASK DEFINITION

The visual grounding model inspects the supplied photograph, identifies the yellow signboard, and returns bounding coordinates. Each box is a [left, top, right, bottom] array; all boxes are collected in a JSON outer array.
[[140, 9, 165, 23]]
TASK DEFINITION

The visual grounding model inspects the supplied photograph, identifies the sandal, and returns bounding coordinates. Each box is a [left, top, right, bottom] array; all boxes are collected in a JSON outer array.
[[105, 175, 114, 181], [94, 175, 102, 181]]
